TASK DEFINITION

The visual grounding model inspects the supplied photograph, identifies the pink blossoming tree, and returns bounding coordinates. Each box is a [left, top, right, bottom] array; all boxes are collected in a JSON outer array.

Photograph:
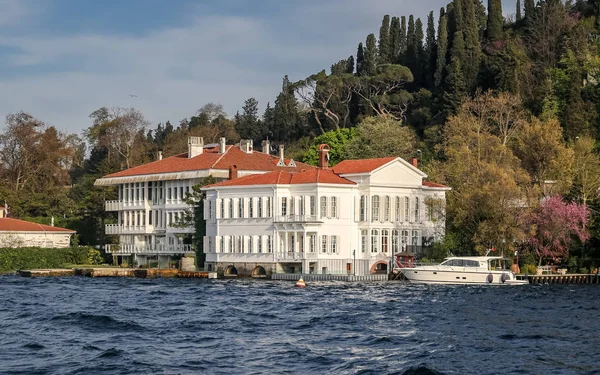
[[528, 196, 590, 266]]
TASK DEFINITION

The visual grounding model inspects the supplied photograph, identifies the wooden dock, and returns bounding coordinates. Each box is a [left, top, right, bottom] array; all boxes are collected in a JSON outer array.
[[525, 273, 600, 284]]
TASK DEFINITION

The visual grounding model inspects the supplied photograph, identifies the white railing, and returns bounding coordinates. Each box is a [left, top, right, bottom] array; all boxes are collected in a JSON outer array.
[[275, 251, 318, 261], [105, 224, 152, 235], [105, 244, 194, 255], [274, 215, 320, 223], [105, 200, 122, 211], [166, 225, 195, 234], [104, 200, 148, 211]]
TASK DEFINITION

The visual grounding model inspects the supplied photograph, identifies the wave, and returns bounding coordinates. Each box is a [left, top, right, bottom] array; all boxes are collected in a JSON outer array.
[[50, 312, 143, 332]]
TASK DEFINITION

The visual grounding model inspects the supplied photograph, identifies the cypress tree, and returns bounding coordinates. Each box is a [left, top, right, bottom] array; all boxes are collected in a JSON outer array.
[[415, 18, 425, 84], [462, 0, 481, 90], [516, 0, 522, 21], [356, 43, 365, 76], [346, 55, 355, 74], [444, 31, 467, 115], [378, 15, 392, 64], [364, 33, 378, 76], [390, 17, 401, 62], [435, 12, 448, 88], [399, 16, 408, 63], [525, 0, 535, 19], [487, 0, 503, 41], [406, 15, 416, 71], [425, 11, 437, 87], [454, 0, 464, 32]]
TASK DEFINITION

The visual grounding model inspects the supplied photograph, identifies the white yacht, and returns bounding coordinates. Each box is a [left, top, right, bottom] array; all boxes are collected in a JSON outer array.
[[400, 256, 528, 285]]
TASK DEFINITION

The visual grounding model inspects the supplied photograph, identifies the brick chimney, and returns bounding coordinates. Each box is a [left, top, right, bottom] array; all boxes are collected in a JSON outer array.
[[219, 137, 226, 154], [228, 164, 238, 180], [409, 157, 418, 168], [262, 139, 270, 154], [188, 136, 204, 158], [318, 144, 330, 169]]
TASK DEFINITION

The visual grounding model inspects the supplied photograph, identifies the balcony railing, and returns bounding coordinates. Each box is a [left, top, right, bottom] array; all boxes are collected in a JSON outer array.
[[104, 200, 148, 211], [275, 251, 319, 261], [105, 244, 194, 255], [105, 224, 153, 235], [274, 215, 320, 223]]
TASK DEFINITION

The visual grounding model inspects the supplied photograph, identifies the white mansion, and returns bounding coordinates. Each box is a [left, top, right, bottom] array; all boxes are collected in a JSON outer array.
[[95, 137, 449, 275]]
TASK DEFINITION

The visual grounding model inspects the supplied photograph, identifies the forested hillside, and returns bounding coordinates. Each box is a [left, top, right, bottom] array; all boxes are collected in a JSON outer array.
[[1, 0, 600, 268]]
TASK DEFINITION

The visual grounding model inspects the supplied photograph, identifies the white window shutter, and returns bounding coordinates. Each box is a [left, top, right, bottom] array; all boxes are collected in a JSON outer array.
[[215, 199, 221, 219], [354, 196, 360, 222]]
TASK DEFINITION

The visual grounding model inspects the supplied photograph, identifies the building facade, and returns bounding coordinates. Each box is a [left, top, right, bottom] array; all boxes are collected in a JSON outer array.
[[94, 137, 315, 267], [0, 217, 75, 248], [201, 146, 450, 276]]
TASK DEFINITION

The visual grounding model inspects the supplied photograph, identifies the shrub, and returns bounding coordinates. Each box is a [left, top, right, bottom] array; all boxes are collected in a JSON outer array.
[[87, 249, 104, 265], [0, 247, 93, 272], [521, 264, 537, 275], [579, 267, 589, 274]]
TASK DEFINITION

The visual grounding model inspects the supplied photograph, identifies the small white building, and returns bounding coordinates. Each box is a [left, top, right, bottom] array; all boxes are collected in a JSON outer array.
[[0, 217, 75, 248], [201, 145, 450, 276]]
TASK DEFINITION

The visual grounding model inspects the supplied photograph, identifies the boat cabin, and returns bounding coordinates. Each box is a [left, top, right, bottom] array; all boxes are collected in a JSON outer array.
[[394, 252, 416, 269]]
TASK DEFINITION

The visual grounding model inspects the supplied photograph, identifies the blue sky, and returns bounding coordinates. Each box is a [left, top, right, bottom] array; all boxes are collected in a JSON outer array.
[[0, 0, 516, 134]]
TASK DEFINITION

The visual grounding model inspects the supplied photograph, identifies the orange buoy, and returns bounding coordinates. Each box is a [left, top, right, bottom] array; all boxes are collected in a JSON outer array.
[[295, 277, 306, 288]]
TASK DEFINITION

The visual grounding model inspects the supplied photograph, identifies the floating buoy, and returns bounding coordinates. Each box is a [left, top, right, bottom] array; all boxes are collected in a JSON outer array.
[[295, 277, 306, 288]]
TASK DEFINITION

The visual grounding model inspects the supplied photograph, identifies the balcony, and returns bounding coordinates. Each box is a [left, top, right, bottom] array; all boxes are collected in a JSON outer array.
[[104, 200, 147, 211], [275, 252, 318, 261], [274, 215, 321, 223], [105, 224, 153, 235], [105, 200, 122, 211], [105, 244, 194, 255]]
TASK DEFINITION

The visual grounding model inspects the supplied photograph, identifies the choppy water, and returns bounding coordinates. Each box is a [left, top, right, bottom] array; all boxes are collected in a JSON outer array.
[[0, 276, 599, 375]]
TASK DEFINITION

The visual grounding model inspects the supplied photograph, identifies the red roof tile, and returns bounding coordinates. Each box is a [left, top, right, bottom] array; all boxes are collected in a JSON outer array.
[[332, 157, 397, 174], [102, 146, 315, 179], [422, 181, 450, 188], [205, 168, 356, 188], [0, 218, 75, 232]]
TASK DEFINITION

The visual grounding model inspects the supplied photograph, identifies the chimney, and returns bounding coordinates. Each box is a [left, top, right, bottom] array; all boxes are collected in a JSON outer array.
[[228, 165, 238, 180], [318, 144, 330, 169], [409, 157, 418, 168], [51, 216, 54, 227], [157, 151, 163, 161], [262, 139, 270, 154], [279, 145, 285, 161], [188, 137, 204, 158], [219, 137, 226, 154], [240, 139, 253, 153]]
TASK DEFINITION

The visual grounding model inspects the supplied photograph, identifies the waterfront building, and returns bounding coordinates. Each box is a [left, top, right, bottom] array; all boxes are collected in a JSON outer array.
[[201, 144, 450, 276], [0, 217, 75, 248], [94, 137, 315, 266]]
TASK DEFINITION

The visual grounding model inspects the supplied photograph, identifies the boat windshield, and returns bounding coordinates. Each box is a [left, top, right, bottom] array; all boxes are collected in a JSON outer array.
[[441, 259, 481, 267]]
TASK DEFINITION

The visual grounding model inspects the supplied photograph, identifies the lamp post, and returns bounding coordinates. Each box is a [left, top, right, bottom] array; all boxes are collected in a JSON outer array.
[[353, 249, 356, 276]]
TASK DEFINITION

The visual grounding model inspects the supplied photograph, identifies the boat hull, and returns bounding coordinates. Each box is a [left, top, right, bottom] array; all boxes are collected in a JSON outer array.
[[401, 268, 527, 285]]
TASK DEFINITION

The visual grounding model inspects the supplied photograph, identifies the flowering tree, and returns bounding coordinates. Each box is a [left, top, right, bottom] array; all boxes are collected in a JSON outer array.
[[528, 196, 590, 266]]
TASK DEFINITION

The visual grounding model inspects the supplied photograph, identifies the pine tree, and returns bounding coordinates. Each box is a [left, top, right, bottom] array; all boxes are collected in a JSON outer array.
[[356, 42, 365, 76], [378, 15, 392, 64], [364, 34, 378, 76], [487, 0, 503, 41], [444, 31, 467, 115], [390, 16, 401, 62], [435, 12, 449, 88], [425, 11, 437, 88], [516, 0, 522, 22], [525, 0, 535, 19], [462, 0, 481, 90], [406, 15, 416, 71], [399, 16, 408, 63]]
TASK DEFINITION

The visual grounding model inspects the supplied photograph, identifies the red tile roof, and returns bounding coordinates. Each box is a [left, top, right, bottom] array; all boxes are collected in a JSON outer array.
[[102, 146, 315, 178], [422, 181, 450, 188], [205, 168, 356, 188], [0, 218, 75, 233], [332, 157, 397, 174]]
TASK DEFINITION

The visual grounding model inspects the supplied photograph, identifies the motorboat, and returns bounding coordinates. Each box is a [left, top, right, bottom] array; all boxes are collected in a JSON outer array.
[[400, 256, 528, 285]]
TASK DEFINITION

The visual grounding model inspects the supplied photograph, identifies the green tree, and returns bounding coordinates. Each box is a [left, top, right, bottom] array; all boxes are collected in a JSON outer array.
[[302, 128, 357, 166], [364, 34, 378, 76], [234, 97, 265, 142], [443, 31, 467, 115], [378, 15, 392, 64], [435, 12, 449, 88], [390, 16, 401, 62], [406, 16, 417, 72], [516, 0, 522, 22], [462, 0, 482, 89], [487, 0, 503, 41], [525, 0, 535, 19], [344, 117, 417, 160], [272, 76, 304, 141], [356, 42, 366, 76], [399, 16, 407, 63], [415, 18, 425, 85], [181, 176, 216, 268], [425, 11, 437, 88]]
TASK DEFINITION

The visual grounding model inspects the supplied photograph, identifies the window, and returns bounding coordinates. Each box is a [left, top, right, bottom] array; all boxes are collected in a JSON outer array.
[[412, 230, 419, 246], [330, 197, 337, 218], [135, 183, 139, 201], [258, 236, 263, 253], [321, 236, 328, 253], [258, 197, 263, 218], [281, 197, 287, 216], [401, 230, 409, 251], [267, 236, 272, 253], [220, 237, 224, 253], [220, 199, 225, 219], [248, 237, 253, 253], [392, 230, 399, 253], [167, 187, 172, 200], [179, 187, 183, 200], [168, 212, 172, 225], [239, 236, 245, 253], [360, 195, 366, 221], [381, 230, 389, 253], [266, 197, 272, 217], [249, 198, 254, 218], [320, 197, 327, 219], [289, 197, 295, 216], [384, 196, 390, 221], [229, 199, 234, 218], [309, 234, 316, 252], [310, 196, 316, 216], [404, 197, 410, 221], [229, 237, 233, 253], [299, 197, 305, 216], [149, 210, 153, 225], [330, 235, 337, 253], [141, 184, 145, 200], [372, 196, 380, 222], [238, 199, 243, 218], [395, 197, 400, 222], [361, 230, 368, 253], [208, 237, 213, 253], [148, 184, 152, 201], [371, 230, 379, 253], [174, 186, 178, 200], [414, 197, 420, 223], [290, 234, 296, 252]]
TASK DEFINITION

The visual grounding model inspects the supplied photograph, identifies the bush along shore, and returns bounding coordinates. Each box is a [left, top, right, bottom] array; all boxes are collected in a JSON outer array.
[[0, 247, 103, 273]]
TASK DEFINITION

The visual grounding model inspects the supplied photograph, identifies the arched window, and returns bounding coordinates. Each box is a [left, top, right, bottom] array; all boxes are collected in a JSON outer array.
[[372, 196, 380, 222], [371, 229, 379, 253], [381, 229, 389, 253]]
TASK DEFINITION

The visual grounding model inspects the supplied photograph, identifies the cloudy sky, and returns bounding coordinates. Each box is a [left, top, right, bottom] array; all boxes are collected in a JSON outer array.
[[0, 0, 516, 134]]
